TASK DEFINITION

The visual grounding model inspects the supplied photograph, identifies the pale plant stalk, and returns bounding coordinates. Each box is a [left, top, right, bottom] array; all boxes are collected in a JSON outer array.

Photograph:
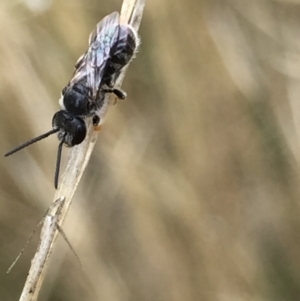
[[18, 0, 146, 300]]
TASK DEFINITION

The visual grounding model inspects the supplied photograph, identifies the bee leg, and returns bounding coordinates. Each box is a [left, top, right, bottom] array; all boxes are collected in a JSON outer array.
[[113, 88, 127, 100], [93, 115, 100, 125], [93, 115, 102, 131], [102, 88, 127, 100]]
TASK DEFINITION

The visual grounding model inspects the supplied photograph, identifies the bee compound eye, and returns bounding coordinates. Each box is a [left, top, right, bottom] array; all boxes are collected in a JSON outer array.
[[71, 117, 86, 145]]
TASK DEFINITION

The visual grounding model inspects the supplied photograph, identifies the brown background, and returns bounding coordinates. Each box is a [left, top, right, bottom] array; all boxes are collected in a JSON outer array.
[[1, 0, 300, 300]]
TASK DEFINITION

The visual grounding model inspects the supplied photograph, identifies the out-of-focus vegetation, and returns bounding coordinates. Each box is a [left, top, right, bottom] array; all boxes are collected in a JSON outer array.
[[2, 0, 300, 300]]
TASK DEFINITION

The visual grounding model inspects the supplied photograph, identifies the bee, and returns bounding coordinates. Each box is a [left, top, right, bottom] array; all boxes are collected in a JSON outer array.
[[5, 11, 139, 188]]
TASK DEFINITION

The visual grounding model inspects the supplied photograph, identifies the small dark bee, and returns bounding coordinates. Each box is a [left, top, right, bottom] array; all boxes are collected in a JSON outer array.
[[5, 11, 139, 188]]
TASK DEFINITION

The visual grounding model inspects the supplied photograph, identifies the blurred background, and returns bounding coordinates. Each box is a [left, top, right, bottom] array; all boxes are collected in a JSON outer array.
[[1, 0, 300, 300]]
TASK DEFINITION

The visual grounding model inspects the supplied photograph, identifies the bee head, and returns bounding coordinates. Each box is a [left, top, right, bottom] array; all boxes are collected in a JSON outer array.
[[4, 110, 86, 189], [52, 110, 86, 147], [51, 110, 87, 188]]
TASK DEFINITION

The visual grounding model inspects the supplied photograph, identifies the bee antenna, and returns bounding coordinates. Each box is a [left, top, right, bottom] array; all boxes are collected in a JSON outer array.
[[4, 128, 59, 157], [54, 135, 66, 189]]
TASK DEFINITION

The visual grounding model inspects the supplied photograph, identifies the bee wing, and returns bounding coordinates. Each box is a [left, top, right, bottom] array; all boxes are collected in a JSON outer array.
[[88, 11, 119, 46], [70, 52, 89, 83], [86, 12, 121, 95]]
